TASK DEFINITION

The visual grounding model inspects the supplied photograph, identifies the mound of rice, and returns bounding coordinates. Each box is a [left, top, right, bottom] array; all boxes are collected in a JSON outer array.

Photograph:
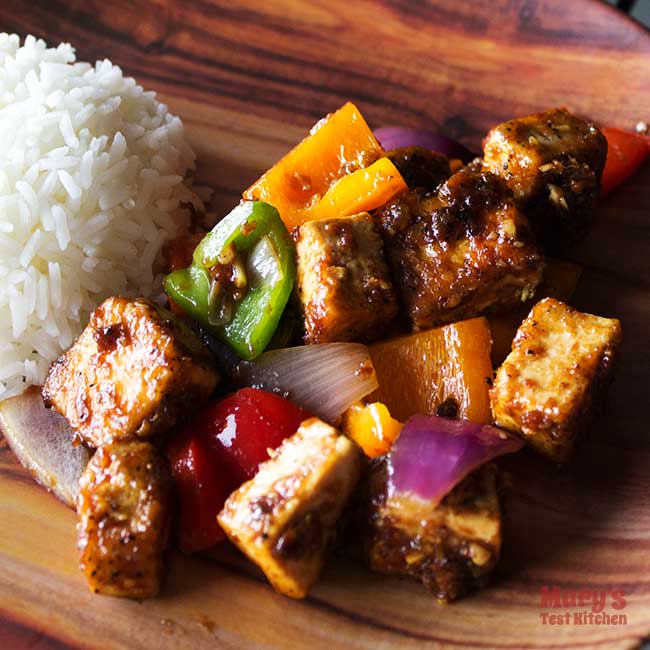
[[0, 33, 204, 399]]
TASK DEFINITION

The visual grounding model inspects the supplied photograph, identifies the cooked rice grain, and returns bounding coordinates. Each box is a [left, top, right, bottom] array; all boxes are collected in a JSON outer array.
[[0, 33, 203, 399]]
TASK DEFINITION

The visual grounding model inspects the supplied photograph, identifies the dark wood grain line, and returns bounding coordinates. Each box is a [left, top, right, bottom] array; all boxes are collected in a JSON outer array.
[[0, 445, 42, 489], [198, 553, 519, 648], [3, 0, 428, 124], [173, 36, 423, 116], [203, 551, 650, 650], [0, 614, 72, 650], [184, 0, 346, 42]]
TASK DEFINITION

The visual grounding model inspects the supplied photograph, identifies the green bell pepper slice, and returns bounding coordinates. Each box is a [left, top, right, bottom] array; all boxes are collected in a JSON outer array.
[[164, 201, 295, 360]]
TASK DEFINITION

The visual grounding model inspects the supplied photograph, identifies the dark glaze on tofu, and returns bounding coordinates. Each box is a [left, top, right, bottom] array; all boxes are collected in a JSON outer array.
[[362, 462, 501, 602], [295, 212, 398, 343], [377, 169, 544, 330], [43, 297, 219, 447], [386, 146, 452, 192], [77, 441, 170, 598], [482, 108, 607, 246]]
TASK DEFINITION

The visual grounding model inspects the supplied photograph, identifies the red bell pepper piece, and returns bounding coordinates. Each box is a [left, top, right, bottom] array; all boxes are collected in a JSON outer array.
[[601, 127, 649, 195], [167, 388, 309, 553], [168, 434, 232, 552], [165, 231, 206, 315], [200, 387, 310, 481], [166, 231, 206, 273]]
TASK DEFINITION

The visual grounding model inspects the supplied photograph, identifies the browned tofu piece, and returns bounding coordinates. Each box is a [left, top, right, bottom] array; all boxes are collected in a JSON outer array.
[[482, 108, 607, 246], [386, 146, 452, 192], [362, 462, 501, 602], [43, 297, 219, 447], [295, 212, 398, 343], [218, 418, 361, 598], [377, 169, 544, 330], [77, 441, 170, 598], [490, 298, 622, 463], [488, 258, 583, 365]]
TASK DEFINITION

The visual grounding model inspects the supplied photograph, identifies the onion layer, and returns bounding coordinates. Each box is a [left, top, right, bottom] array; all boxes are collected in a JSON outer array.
[[375, 126, 475, 163], [0, 387, 90, 507], [387, 415, 523, 504], [234, 343, 378, 423]]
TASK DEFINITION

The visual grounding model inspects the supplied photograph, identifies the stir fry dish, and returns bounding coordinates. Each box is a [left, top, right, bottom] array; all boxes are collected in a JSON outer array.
[[5, 98, 641, 605]]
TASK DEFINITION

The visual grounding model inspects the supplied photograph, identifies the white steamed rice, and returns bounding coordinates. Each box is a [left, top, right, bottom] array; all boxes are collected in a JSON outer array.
[[0, 33, 204, 399]]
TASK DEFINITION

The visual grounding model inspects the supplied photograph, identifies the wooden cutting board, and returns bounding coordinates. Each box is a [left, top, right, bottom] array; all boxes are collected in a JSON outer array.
[[1, 1, 650, 648]]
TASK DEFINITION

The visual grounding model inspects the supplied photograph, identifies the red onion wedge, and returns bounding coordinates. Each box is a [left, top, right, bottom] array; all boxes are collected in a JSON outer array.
[[233, 343, 378, 424], [0, 387, 90, 508], [387, 415, 523, 505], [375, 126, 476, 163]]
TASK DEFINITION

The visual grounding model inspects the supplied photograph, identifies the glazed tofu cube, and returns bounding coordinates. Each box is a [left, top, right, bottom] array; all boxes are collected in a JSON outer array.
[[482, 108, 607, 245], [377, 170, 543, 330], [363, 462, 501, 602], [295, 212, 398, 343], [43, 297, 219, 448], [386, 146, 452, 192], [490, 298, 622, 463], [77, 441, 170, 598], [218, 418, 361, 598]]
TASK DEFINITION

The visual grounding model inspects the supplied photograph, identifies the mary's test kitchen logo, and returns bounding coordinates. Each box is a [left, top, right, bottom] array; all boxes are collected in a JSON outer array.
[[539, 586, 628, 626]]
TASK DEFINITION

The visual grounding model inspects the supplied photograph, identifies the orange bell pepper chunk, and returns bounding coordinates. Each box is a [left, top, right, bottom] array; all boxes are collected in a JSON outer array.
[[488, 259, 582, 365], [601, 127, 649, 195], [243, 102, 406, 230], [342, 401, 403, 458], [368, 317, 493, 424]]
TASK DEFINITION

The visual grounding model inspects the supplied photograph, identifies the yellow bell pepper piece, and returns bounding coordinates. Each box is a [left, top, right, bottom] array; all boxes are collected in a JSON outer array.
[[342, 401, 403, 458], [301, 157, 407, 228]]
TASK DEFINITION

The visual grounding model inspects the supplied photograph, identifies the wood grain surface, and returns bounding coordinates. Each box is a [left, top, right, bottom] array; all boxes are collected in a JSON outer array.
[[1, 1, 650, 648]]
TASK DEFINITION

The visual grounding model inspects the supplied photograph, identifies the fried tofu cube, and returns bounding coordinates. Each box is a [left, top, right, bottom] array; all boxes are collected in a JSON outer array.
[[295, 212, 398, 343], [218, 418, 361, 598], [482, 108, 607, 245], [386, 146, 452, 192], [377, 170, 544, 330], [77, 441, 170, 598], [363, 462, 501, 602], [43, 297, 219, 447], [490, 298, 622, 463]]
